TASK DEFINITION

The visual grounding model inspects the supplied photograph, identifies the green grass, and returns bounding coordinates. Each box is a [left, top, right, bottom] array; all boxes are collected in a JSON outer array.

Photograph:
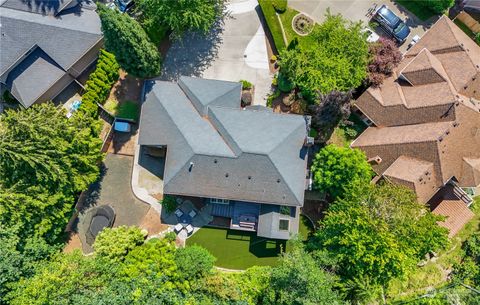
[[102, 100, 140, 121], [328, 113, 368, 147], [187, 216, 313, 270], [278, 7, 315, 47], [395, 0, 437, 21], [117, 101, 139, 121], [258, 0, 287, 51], [388, 198, 480, 302]]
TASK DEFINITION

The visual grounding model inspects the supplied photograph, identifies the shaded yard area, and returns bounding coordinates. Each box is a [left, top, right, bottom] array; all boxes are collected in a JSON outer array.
[[66, 154, 166, 253], [394, 0, 437, 21], [388, 198, 480, 302], [187, 216, 313, 269]]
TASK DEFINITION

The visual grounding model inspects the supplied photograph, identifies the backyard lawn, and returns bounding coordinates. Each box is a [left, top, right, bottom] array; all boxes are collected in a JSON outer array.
[[187, 215, 314, 269]]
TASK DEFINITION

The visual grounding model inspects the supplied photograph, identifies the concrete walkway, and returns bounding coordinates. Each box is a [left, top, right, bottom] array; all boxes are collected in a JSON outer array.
[[160, 0, 272, 105]]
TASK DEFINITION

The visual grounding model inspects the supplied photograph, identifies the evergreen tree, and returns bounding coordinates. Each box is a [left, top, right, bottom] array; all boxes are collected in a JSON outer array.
[[98, 4, 161, 78]]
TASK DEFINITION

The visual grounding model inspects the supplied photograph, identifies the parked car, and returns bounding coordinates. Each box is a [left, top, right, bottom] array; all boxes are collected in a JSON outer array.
[[361, 27, 380, 43], [115, 0, 134, 13], [373, 5, 411, 44]]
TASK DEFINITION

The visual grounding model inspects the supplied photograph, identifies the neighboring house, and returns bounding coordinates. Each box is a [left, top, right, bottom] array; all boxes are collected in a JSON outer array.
[[139, 76, 311, 240], [0, 0, 103, 108], [352, 16, 480, 237]]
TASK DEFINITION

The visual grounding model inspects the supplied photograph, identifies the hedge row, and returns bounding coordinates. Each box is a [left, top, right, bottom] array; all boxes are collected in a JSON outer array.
[[81, 49, 120, 116], [258, 0, 286, 51]]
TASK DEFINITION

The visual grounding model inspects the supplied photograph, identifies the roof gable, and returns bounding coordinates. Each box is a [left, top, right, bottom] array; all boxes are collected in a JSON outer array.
[[178, 76, 241, 115], [400, 49, 447, 86]]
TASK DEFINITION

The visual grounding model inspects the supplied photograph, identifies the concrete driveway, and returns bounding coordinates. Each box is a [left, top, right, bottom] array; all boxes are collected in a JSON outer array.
[[289, 0, 440, 52], [160, 0, 272, 105]]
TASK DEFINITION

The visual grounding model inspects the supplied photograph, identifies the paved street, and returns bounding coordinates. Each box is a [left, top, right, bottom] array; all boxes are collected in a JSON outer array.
[[289, 0, 440, 52], [160, 0, 272, 105]]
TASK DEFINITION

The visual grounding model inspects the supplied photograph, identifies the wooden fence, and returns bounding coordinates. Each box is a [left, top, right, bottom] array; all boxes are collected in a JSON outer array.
[[456, 11, 480, 33]]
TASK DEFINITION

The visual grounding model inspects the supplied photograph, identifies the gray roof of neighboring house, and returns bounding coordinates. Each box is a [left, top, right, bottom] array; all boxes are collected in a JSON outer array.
[[139, 76, 309, 207], [0, 0, 101, 106], [257, 205, 300, 240], [6, 47, 71, 107]]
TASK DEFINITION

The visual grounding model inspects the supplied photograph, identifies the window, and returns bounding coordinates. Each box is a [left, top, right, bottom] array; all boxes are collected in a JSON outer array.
[[279, 219, 289, 231], [210, 198, 230, 204]]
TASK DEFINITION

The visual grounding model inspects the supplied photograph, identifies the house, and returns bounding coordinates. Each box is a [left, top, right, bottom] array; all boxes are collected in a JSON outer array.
[[0, 0, 103, 108], [351, 16, 480, 237], [139, 76, 310, 240]]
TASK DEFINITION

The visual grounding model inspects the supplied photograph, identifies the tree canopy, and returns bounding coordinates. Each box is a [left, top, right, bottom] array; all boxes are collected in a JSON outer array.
[[278, 12, 369, 100], [98, 4, 161, 78], [311, 183, 449, 291], [136, 0, 225, 37], [0, 103, 103, 244], [311, 144, 372, 199], [367, 37, 402, 87], [93, 226, 145, 262]]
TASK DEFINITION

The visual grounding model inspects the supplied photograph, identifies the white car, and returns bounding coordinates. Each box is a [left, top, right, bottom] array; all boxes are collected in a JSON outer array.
[[361, 28, 380, 43]]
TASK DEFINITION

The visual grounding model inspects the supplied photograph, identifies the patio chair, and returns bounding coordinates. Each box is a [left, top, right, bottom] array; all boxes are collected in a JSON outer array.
[[186, 224, 194, 235], [188, 209, 197, 218], [175, 209, 184, 218], [174, 223, 183, 233]]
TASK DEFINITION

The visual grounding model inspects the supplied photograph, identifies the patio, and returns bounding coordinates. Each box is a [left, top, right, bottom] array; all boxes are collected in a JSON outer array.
[[161, 196, 213, 239]]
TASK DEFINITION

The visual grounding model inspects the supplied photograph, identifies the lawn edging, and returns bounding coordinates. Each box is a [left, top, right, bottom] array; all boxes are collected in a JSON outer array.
[[258, 0, 287, 51]]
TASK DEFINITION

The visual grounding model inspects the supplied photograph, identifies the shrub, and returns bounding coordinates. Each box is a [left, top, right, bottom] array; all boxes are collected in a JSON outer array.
[[240, 79, 253, 90], [367, 38, 402, 87], [80, 49, 120, 116], [164, 231, 177, 243], [160, 195, 177, 213], [93, 226, 145, 262], [175, 245, 216, 279], [277, 72, 294, 93], [476, 33, 480, 46], [117, 101, 139, 121], [421, 0, 454, 14], [272, 0, 287, 13]]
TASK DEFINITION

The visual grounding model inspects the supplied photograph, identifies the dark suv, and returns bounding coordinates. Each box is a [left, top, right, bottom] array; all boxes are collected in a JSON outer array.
[[115, 0, 134, 13], [373, 5, 411, 44]]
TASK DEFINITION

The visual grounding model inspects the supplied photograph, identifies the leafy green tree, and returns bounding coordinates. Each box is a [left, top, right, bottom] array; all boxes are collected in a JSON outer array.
[[311, 144, 372, 199], [311, 183, 448, 291], [7, 251, 117, 305], [175, 245, 215, 280], [0, 103, 103, 243], [136, 0, 225, 37], [93, 226, 145, 262], [278, 12, 369, 99], [263, 240, 343, 305], [98, 4, 161, 78]]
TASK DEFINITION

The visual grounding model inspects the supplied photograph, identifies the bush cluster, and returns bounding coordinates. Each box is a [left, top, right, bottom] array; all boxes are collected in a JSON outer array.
[[81, 49, 120, 116], [421, 0, 454, 14]]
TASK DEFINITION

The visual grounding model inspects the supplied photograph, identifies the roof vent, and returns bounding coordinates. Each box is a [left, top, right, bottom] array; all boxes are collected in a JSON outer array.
[[277, 179, 281, 183], [213, 159, 218, 164], [438, 136, 443, 142], [367, 156, 382, 165], [189, 162, 194, 172], [248, 176, 252, 180], [453, 122, 459, 127], [225, 173, 229, 178]]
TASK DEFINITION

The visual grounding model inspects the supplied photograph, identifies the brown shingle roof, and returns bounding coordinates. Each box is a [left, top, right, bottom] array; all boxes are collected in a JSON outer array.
[[382, 156, 438, 202], [429, 184, 474, 237], [355, 16, 480, 127]]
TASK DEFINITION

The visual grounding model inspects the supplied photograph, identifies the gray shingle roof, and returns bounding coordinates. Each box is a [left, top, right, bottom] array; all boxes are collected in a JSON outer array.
[[0, 3, 101, 76], [0, 1, 101, 106], [6, 47, 69, 107], [139, 77, 309, 207]]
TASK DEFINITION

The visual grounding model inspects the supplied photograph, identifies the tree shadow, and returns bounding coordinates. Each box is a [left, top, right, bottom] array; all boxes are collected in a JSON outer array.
[[159, 16, 230, 81]]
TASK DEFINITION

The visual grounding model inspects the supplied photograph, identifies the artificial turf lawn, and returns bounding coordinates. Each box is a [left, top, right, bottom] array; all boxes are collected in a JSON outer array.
[[187, 216, 314, 270]]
